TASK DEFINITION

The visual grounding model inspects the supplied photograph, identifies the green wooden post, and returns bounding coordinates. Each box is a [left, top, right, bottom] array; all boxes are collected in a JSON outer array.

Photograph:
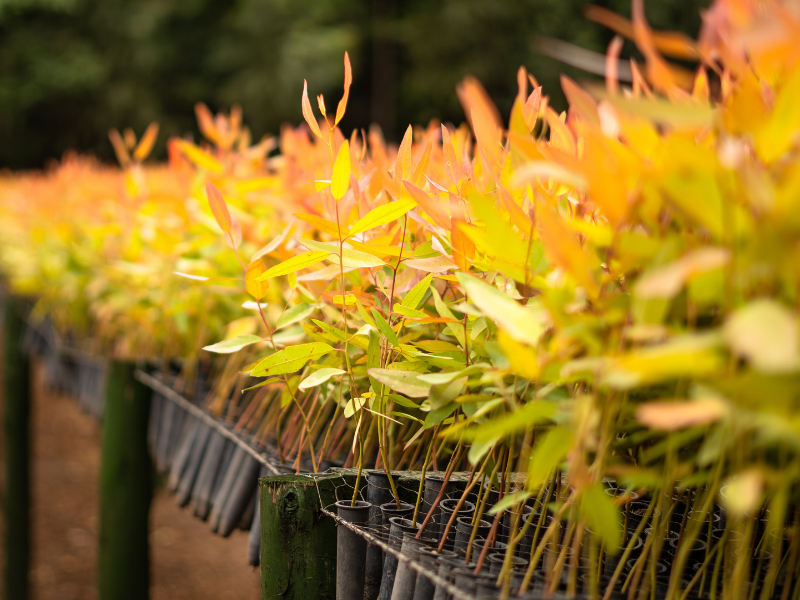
[[260, 472, 354, 600], [98, 361, 152, 600], [3, 296, 30, 600]]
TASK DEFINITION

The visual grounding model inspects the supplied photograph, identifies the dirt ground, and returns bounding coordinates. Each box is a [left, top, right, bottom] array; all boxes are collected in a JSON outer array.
[[4, 362, 261, 600]]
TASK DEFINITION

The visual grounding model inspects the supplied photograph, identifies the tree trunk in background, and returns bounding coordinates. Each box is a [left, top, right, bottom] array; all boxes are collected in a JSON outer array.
[[371, 0, 398, 140], [98, 361, 152, 600], [3, 296, 31, 600]]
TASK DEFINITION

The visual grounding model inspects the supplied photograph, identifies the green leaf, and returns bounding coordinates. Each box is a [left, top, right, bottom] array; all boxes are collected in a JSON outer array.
[[367, 368, 432, 398], [402, 274, 433, 310], [276, 303, 316, 330], [203, 335, 263, 354], [250, 342, 335, 377], [470, 401, 555, 443], [299, 368, 346, 390], [387, 395, 420, 409], [393, 304, 428, 319], [580, 484, 621, 551], [331, 141, 350, 201], [527, 426, 573, 487], [488, 491, 534, 515], [356, 298, 377, 328], [349, 198, 417, 237], [424, 402, 457, 429], [256, 251, 331, 280], [417, 364, 486, 385], [241, 377, 281, 392], [371, 308, 400, 346], [456, 272, 546, 345]]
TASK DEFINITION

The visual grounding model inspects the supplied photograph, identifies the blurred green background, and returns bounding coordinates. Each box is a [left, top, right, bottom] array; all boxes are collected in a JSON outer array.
[[0, 0, 706, 169]]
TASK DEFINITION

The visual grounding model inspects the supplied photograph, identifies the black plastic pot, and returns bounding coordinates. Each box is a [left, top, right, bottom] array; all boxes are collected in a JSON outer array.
[[366, 471, 401, 600], [602, 535, 643, 578], [500, 504, 534, 546], [487, 552, 528, 575], [668, 537, 707, 562], [454, 517, 491, 555], [423, 474, 456, 538], [336, 500, 372, 600], [438, 499, 475, 550], [473, 539, 508, 565], [379, 517, 421, 600], [432, 555, 472, 600], [390, 533, 431, 600], [413, 547, 457, 600]]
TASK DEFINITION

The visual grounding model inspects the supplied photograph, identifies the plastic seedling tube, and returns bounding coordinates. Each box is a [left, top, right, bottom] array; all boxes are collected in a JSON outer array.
[[247, 488, 261, 567], [454, 517, 491, 556], [389, 533, 430, 600], [423, 474, 455, 538], [165, 405, 188, 468], [209, 446, 246, 533], [238, 487, 257, 531], [218, 454, 260, 537], [168, 416, 199, 492], [487, 552, 527, 575], [366, 470, 400, 600], [336, 500, 371, 600], [413, 547, 457, 600], [155, 399, 177, 472], [148, 392, 163, 454], [176, 422, 212, 506], [379, 517, 421, 600], [439, 499, 475, 551], [192, 432, 228, 519]]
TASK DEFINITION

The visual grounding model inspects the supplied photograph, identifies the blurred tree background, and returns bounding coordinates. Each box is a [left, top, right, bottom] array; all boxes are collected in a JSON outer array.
[[0, 0, 706, 169]]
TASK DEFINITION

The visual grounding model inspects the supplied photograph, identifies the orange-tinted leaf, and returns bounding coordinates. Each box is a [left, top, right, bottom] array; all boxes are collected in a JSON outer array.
[[206, 181, 232, 234], [108, 129, 130, 166], [451, 218, 475, 272], [561, 75, 599, 127], [335, 52, 352, 126], [410, 140, 432, 187], [537, 205, 598, 295], [132, 122, 159, 161], [295, 213, 343, 238], [395, 125, 413, 181], [302, 80, 323, 140], [441, 125, 461, 187], [403, 181, 450, 230]]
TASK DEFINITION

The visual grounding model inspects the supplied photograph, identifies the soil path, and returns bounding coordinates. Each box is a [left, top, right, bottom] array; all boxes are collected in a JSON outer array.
[[9, 363, 261, 599]]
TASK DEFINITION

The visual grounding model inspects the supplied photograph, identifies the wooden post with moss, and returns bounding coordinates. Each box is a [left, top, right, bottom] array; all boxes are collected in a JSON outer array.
[[3, 296, 31, 600], [98, 361, 152, 600], [260, 472, 353, 600]]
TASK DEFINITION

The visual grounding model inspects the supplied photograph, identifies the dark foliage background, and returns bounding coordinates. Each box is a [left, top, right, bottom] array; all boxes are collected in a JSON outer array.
[[0, 0, 706, 169]]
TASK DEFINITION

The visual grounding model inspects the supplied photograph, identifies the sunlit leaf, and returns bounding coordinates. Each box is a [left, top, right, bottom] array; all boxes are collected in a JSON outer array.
[[299, 367, 346, 390], [331, 140, 351, 201], [250, 342, 334, 376], [367, 368, 432, 398], [256, 251, 332, 281], [203, 334, 263, 354]]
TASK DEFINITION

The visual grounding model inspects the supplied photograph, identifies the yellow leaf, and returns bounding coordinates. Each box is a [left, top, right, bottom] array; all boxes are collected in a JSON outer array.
[[175, 140, 222, 173], [246, 259, 270, 300], [256, 251, 332, 281], [331, 140, 351, 201], [348, 197, 416, 237], [498, 330, 540, 379]]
